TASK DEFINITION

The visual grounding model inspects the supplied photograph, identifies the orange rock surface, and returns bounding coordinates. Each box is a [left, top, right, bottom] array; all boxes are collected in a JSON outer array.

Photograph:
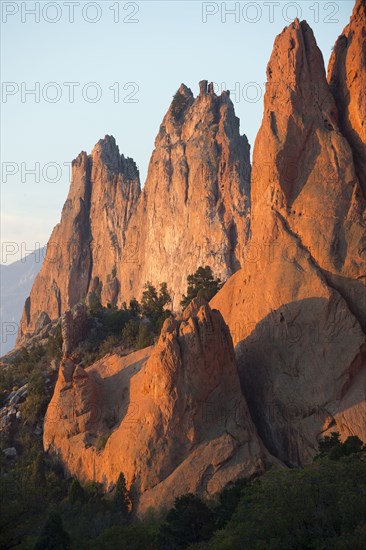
[[212, 9, 366, 464], [43, 300, 274, 514], [18, 84, 250, 341], [120, 83, 250, 310], [18, 137, 140, 341], [328, 0, 366, 196], [25, 0, 366, 503]]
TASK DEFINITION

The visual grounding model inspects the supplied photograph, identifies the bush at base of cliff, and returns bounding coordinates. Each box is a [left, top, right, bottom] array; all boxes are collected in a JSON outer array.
[[157, 494, 216, 549], [316, 431, 365, 461], [208, 454, 366, 550], [136, 323, 154, 350], [181, 266, 223, 310], [33, 512, 71, 550], [141, 282, 171, 333], [112, 473, 132, 517], [121, 319, 140, 346]]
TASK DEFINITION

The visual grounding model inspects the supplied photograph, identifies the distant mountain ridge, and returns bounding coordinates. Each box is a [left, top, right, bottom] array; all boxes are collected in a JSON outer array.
[[0, 248, 45, 355]]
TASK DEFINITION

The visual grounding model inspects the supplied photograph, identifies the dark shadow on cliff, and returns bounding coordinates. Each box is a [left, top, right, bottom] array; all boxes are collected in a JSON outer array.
[[234, 296, 366, 467], [87, 349, 150, 441], [323, 270, 366, 334], [277, 113, 320, 207], [329, 32, 366, 199]]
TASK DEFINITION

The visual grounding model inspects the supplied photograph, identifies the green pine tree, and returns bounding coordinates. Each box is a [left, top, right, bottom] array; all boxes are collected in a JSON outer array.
[[33, 512, 71, 549], [68, 479, 85, 504], [181, 266, 223, 309], [157, 493, 215, 548], [141, 282, 171, 332], [113, 473, 132, 517]]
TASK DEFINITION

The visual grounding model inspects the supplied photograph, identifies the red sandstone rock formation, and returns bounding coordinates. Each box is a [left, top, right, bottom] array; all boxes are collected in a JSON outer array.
[[212, 9, 366, 464], [18, 83, 250, 342], [18, 137, 140, 341], [43, 299, 273, 514], [328, 0, 366, 196], [21, 2, 366, 495], [119, 82, 250, 310]]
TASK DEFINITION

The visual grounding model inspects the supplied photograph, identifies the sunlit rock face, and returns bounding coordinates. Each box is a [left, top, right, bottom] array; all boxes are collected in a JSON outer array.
[[120, 82, 251, 310], [43, 299, 275, 515], [17, 136, 141, 342], [21, 1, 366, 496], [212, 10, 366, 465], [328, 0, 366, 197], [18, 82, 251, 343]]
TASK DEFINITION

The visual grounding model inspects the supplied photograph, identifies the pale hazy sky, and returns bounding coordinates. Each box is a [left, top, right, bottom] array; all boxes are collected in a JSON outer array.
[[1, 0, 355, 263]]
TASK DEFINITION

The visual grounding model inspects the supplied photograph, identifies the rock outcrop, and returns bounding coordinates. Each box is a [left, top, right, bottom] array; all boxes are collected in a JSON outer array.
[[328, 0, 366, 196], [119, 82, 250, 309], [18, 84, 250, 343], [18, 137, 140, 341], [43, 299, 274, 514], [212, 12, 366, 465], [61, 303, 88, 355]]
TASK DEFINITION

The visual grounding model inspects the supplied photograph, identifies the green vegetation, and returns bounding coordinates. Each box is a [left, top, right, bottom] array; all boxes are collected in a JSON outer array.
[[141, 282, 171, 333], [1, 277, 364, 548], [92, 523, 158, 550], [34, 512, 71, 550], [122, 319, 140, 347], [68, 479, 85, 505], [136, 323, 154, 349], [20, 369, 48, 426], [171, 90, 190, 122], [210, 449, 366, 549], [82, 282, 171, 364], [0, 341, 56, 407], [85, 281, 171, 355], [157, 493, 216, 548], [181, 266, 223, 310], [214, 478, 250, 530], [112, 473, 131, 517], [1, 419, 365, 548], [87, 290, 103, 316], [315, 430, 364, 460]]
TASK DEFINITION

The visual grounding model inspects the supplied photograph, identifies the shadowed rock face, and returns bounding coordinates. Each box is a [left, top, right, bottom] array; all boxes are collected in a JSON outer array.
[[18, 83, 250, 342], [61, 303, 88, 355], [43, 299, 275, 515], [328, 0, 366, 196], [211, 12, 366, 465]]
